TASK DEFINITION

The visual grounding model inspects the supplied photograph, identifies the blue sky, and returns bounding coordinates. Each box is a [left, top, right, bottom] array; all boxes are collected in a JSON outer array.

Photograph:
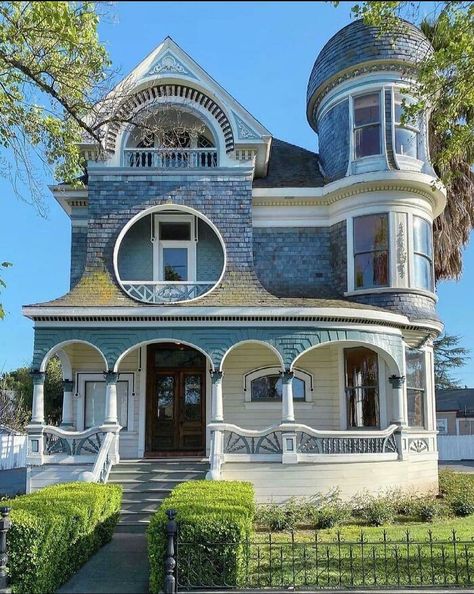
[[0, 1, 473, 384]]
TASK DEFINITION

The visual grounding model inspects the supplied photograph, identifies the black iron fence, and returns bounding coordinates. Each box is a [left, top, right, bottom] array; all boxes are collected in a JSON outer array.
[[163, 512, 474, 591]]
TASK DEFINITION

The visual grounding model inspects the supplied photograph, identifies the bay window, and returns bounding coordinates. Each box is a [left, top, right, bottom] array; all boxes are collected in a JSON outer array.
[[406, 349, 426, 427], [344, 347, 379, 428], [353, 214, 389, 289], [394, 91, 419, 159], [413, 216, 434, 291], [353, 93, 381, 159]]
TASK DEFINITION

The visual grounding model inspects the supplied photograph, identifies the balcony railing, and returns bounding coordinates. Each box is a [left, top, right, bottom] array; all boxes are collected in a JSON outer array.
[[124, 148, 218, 169], [122, 281, 215, 304]]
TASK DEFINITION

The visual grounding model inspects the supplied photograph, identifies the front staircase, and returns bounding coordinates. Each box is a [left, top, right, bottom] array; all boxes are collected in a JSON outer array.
[[109, 458, 209, 531]]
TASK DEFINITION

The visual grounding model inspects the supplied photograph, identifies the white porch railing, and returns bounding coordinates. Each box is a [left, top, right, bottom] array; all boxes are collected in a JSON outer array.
[[124, 148, 218, 169], [122, 281, 215, 304], [206, 423, 400, 479], [26, 424, 120, 472]]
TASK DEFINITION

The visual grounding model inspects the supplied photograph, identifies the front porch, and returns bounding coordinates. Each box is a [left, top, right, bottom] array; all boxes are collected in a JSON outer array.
[[25, 325, 439, 498]]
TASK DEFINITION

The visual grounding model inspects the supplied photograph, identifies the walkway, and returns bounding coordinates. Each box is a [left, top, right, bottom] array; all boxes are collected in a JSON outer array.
[[57, 529, 149, 594]]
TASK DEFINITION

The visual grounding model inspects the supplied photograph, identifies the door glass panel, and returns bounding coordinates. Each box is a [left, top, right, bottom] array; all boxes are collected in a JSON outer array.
[[184, 375, 201, 421], [157, 375, 174, 419], [163, 248, 188, 281]]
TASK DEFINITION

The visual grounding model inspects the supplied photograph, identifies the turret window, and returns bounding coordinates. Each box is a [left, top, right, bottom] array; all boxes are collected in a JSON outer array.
[[353, 214, 389, 289], [353, 93, 381, 158], [413, 216, 433, 291], [394, 91, 419, 158]]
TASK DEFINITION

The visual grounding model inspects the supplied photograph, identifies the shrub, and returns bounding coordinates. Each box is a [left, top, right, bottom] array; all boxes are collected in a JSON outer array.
[[355, 494, 395, 526], [416, 500, 441, 523], [451, 497, 474, 517], [314, 502, 350, 530], [5, 482, 122, 594], [148, 480, 254, 593], [255, 498, 305, 531]]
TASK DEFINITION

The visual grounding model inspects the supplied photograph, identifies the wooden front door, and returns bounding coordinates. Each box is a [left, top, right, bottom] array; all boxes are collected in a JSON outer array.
[[146, 344, 206, 453]]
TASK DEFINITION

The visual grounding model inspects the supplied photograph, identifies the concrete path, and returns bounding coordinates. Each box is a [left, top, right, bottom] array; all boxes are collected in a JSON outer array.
[[57, 530, 149, 593], [0, 467, 26, 496], [439, 460, 474, 473]]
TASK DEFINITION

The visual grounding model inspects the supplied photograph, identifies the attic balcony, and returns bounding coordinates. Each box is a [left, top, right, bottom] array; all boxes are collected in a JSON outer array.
[[124, 147, 218, 169]]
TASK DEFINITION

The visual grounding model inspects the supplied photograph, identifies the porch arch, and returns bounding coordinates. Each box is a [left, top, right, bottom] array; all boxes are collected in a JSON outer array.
[[39, 340, 108, 372], [219, 340, 285, 372], [291, 339, 402, 376]]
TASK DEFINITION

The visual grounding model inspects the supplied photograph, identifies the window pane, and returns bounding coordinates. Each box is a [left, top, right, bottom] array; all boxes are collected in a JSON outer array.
[[413, 217, 432, 257], [344, 347, 379, 428], [154, 349, 205, 369], [406, 349, 425, 389], [293, 378, 305, 400], [354, 215, 389, 252], [354, 252, 389, 288], [251, 375, 282, 401], [85, 381, 106, 429], [354, 94, 380, 126], [354, 125, 380, 158], [159, 222, 191, 241], [408, 389, 425, 426], [163, 248, 188, 281], [414, 254, 433, 290], [396, 127, 418, 158]]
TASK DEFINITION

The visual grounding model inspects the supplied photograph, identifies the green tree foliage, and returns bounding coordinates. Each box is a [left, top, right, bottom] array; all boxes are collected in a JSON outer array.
[[2, 355, 64, 425], [0, 1, 110, 197], [433, 332, 471, 389], [335, 2, 474, 280]]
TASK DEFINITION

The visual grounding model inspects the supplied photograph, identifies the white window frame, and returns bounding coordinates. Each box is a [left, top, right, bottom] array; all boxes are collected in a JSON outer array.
[[153, 214, 197, 282], [76, 372, 135, 431], [352, 90, 383, 160], [405, 348, 427, 429], [243, 366, 313, 404], [393, 89, 420, 159]]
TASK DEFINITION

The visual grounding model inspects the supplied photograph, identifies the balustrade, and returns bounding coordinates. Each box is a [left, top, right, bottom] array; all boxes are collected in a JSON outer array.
[[124, 148, 218, 169], [122, 281, 215, 304]]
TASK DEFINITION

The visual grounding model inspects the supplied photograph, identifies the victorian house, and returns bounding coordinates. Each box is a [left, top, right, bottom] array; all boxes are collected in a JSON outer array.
[[23, 20, 443, 502]]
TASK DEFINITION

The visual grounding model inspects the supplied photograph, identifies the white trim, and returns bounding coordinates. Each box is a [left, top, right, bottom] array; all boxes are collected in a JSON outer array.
[[344, 287, 437, 301], [138, 347, 146, 458]]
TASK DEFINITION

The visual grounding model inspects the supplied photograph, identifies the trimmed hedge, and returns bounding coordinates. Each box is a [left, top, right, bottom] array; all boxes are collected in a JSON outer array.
[[148, 480, 255, 593], [5, 482, 122, 594]]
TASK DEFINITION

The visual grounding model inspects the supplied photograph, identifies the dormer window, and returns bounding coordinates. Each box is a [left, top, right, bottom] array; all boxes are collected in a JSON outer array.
[[394, 91, 419, 158], [353, 93, 381, 159]]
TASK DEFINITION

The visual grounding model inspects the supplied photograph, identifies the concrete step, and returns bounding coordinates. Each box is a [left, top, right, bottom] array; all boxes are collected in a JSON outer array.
[[109, 470, 206, 481], [119, 513, 152, 525], [109, 478, 202, 489], [121, 501, 165, 514]]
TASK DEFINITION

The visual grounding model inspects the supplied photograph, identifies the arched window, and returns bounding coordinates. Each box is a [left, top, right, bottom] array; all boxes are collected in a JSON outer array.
[[243, 367, 313, 403]]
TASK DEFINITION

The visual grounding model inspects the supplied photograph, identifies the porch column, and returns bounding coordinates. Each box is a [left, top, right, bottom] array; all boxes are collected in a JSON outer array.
[[104, 371, 119, 425], [210, 370, 224, 422], [281, 369, 295, 423], [389, 375, 406, 426], [61, 379, 75, 428], [30, 370, 46, 425]]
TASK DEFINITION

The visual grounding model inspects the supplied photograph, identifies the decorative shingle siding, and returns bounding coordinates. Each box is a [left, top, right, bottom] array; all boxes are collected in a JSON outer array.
[[318, 100, 350, 181], [197, 218, 224, 281], [252, 227, 333, 297], [70, 225, 87, 288], [117, 214, 153, 281], [307, 19, 432, 111], [351, 292, 440, 322], [85, 172, 255, 291], [330, 221, 347, 295]]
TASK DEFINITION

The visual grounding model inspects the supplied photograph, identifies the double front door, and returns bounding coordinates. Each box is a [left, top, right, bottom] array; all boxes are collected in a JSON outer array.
[[146, 344, 206, 453]]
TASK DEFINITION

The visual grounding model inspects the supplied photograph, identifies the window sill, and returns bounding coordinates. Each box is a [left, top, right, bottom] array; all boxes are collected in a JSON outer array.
[[344, 287, 437, 301], [350, 155, 387, 175], [244, 402, 314, 410], [395, 154, 424, 172]]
